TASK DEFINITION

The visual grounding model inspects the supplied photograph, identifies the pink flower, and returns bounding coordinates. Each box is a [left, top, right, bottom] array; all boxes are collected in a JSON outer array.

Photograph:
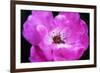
[[22, 11, 89, 62]]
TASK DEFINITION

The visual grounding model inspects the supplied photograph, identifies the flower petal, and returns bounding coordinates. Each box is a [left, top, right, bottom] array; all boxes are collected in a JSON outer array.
[[29, 46, 48, 62], [52, 46, 85, 61], [32, 10, 55, 30], [22, 20, 41, 45], [39, 42, 54, 61], [54, 12, 80, 27], [23, 11, 54, 45]]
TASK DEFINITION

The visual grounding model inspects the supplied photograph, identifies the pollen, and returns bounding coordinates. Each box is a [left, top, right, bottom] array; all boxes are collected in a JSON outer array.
[[53, 35, 65, 44]]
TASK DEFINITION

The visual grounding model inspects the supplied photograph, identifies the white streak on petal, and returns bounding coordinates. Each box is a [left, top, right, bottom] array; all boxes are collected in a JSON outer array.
[[56, 44, 72, 49], [44, 35, 53, 45], [55, 15, 66, 19]]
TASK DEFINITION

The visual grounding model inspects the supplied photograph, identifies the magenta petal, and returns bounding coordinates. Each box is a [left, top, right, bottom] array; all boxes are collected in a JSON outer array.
[[80, 20, 88, 34], [80, 34, 89, 49], [29, 46, 47, 62], [22, 12, 52, 45], [52, 47, 85, 61], [58, 12, 80, 22], [54, 12, 80, 27], [32, 10, 55, 30], [39, 42, 53, 61], [22, 11, 54, 45], [22, 20, 41, 45], [36, 24, 48, 38]]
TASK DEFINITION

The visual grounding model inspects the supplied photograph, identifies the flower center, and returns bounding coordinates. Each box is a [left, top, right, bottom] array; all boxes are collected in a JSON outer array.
[[53, 35, 65, 44]]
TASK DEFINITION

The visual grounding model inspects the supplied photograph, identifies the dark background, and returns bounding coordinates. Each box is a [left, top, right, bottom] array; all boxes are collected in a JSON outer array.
[[21, 10, 90, 63]]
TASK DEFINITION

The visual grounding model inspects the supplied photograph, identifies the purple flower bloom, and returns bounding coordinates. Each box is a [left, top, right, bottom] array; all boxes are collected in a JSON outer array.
[[22, 10, 89, 62]]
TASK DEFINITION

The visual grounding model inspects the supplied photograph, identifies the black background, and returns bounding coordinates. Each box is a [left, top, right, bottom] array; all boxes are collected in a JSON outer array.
[[21, 10, 90, 63]]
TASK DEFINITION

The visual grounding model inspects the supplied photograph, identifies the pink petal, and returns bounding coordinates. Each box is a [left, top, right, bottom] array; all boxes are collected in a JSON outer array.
[[29, 46, 48, 62], [39, 42, 54, 61], [32, 10, 55, 30], [22, 20, 41, 45], [52, 47, 85, 61], [22, 11, 54, 45], [54, 12, 80, 27]]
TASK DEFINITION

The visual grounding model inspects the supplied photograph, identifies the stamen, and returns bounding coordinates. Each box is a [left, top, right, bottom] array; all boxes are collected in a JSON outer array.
[[52, 34, 65, 44]]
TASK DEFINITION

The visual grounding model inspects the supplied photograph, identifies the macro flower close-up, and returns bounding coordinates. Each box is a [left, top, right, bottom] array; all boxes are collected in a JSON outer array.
[[22, 10, 89, 62]]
